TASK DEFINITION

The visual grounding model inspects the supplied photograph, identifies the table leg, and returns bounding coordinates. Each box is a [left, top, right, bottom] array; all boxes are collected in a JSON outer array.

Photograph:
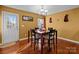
[[28, 31, 30, 43], [55, 31, 57, 54], [41, 34, 43, 54], [48, 38, 50, 51]]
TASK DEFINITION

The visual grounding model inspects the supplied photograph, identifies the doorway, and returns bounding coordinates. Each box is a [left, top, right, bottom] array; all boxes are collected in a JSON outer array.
[[2, 11, 19, 44], [37, 18, 44, 29]]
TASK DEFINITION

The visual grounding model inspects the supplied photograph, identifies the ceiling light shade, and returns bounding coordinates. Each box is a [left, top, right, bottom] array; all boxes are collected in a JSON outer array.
[[40, 8, 44, 12], [44, 9, 48, 12], [40, 5, 48, 16]]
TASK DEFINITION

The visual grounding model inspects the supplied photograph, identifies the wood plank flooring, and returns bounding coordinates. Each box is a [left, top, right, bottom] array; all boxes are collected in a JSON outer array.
[[0, 38, 79, 54], [18, 39, 79, 54]]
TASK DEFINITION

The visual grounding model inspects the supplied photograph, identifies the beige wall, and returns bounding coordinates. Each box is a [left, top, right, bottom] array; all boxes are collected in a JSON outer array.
[[0, 6, 2, 43], [0, 5, 43, 43], [46, 7, 79, 41], [1, 5, 79, 43]]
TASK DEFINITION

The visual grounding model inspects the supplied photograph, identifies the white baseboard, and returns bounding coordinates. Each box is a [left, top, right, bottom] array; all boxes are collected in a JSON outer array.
[[19, 37, 28, 41], [0, 42, 16, 48], [19, 37, 31, 41], [58, 37, 79, 44]]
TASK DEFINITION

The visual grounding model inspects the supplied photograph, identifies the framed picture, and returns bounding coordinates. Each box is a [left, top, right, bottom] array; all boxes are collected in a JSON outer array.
[[22, 16, 33, 21]]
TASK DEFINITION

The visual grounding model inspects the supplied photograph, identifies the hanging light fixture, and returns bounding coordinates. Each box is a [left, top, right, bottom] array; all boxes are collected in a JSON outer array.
[[40, 5, 48, 16]]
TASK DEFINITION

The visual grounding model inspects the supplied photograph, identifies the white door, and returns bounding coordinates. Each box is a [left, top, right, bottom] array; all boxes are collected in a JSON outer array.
[[38, 18, 44, 29], [2, 11, 19, 44]]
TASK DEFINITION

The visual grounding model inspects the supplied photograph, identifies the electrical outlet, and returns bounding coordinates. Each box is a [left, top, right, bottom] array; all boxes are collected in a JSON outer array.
[[25, 34, 26, 36]]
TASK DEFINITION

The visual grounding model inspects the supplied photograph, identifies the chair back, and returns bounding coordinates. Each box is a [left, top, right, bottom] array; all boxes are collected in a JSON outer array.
[[31, 29, 40, 40], [48, 28, 53, 32], [31, 29, 36, 36], [48, 28, 55, 36]]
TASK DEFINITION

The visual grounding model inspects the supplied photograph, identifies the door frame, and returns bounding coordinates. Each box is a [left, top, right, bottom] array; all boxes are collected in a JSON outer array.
[[1, 11, 19, 44], [43, 16, 46, 30]]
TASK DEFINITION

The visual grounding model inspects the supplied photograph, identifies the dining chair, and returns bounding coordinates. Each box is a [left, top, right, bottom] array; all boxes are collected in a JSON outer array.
[[40, 32, 50, 53], [39, 30, 55, 53], [30, 29, 40, 51], [36, 28, 55, 53], [45, 28, 55, 52]]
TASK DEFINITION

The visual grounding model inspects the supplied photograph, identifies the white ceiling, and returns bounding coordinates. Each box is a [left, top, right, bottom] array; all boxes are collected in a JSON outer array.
[[5, 5, 79, 15]]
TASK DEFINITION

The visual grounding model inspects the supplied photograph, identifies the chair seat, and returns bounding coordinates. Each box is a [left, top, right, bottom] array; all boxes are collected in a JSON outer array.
[[32, 36, 40, 39], [43, 35, 54, 40]]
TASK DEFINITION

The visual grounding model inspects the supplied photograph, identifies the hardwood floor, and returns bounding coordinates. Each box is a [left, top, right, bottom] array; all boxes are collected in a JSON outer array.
[[0, 40, 28, 54], [0, 38, 79, 54], [18, 39, 79, 54]]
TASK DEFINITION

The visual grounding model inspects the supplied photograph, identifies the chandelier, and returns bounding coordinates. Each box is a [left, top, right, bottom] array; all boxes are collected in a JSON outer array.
[[40, 5, 48, 16]]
